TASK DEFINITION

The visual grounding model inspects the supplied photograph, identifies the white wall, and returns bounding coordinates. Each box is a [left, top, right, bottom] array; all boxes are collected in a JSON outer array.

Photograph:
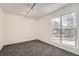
[[38, 4, 79, 55], [1, 3, 79, 55], [0, 8, 4, 50], [3, 13, 38, 45]]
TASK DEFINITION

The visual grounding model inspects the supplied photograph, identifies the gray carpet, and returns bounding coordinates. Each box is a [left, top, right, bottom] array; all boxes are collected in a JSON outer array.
[[0, 40, 77, 56]]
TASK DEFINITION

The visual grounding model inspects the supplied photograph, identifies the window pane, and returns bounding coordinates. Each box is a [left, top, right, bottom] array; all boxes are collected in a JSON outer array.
[[62, 13, 76, 47], [52, 17, 60, 43]]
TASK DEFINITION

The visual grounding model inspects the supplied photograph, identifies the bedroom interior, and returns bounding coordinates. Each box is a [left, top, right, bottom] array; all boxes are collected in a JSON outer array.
[[0, 3, 79, 56]]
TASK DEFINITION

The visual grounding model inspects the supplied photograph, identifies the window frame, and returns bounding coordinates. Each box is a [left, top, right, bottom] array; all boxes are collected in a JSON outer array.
[[51, 12, 77, 48]]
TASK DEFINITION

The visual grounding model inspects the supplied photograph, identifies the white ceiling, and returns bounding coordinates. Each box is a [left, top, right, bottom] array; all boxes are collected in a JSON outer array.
[[0, 3, 69, 19]]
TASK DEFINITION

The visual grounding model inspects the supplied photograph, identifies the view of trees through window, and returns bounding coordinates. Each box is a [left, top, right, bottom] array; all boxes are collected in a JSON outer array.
[[52, 17, 60, 43], [52, 13, 76, 47]]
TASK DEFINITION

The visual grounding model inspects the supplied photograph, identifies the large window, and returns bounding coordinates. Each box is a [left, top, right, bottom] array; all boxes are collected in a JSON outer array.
[[52, 13, 76, 47]]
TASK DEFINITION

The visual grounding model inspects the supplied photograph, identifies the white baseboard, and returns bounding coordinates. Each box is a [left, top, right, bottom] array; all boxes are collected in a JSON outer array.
[[39, 39, 79, 55], [0, 45, 4, 50], [4, 38, 37, 45]]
